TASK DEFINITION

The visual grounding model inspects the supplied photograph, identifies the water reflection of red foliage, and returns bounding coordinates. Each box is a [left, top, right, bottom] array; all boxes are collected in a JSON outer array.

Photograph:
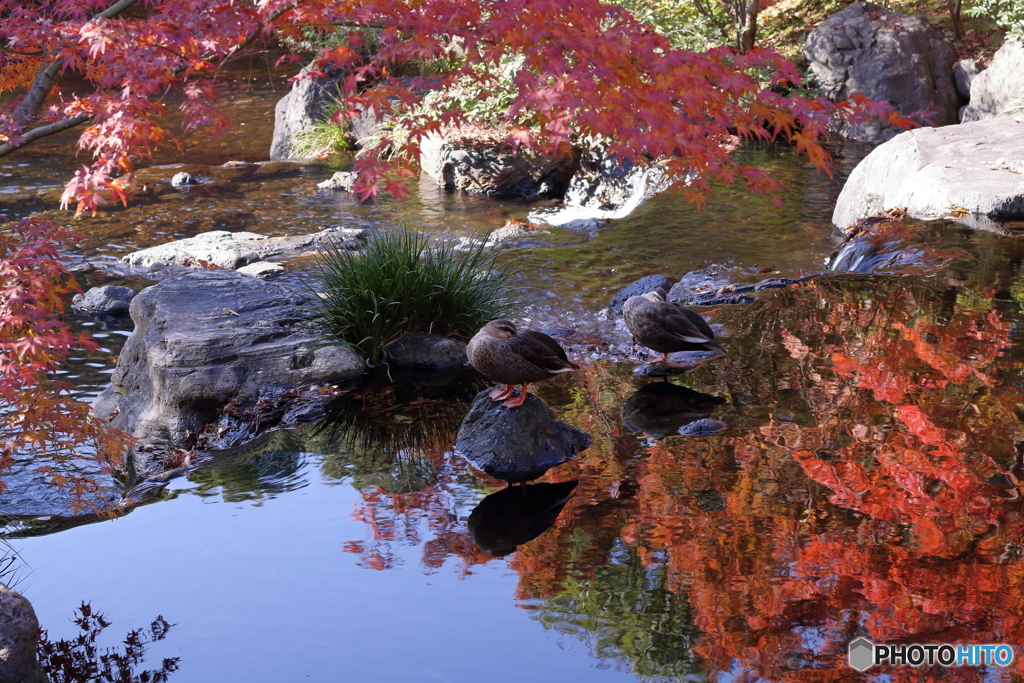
[[339, 276, 1024, 680]]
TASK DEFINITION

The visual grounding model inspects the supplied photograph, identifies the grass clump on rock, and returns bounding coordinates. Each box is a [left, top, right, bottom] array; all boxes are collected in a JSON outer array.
[[315, 228, 518, 365]]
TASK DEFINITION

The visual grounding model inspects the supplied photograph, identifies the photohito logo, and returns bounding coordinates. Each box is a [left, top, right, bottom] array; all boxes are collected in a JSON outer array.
[[848, 638, 1014, 671]]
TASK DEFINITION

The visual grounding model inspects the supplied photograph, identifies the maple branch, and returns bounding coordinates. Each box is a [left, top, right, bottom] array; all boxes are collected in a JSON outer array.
[[10, 0, 140, 130], [0, 114, 91, 159]]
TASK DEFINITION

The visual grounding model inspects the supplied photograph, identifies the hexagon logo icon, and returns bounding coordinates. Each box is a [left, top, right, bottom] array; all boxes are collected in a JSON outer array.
[[849, 637, 875, 671]]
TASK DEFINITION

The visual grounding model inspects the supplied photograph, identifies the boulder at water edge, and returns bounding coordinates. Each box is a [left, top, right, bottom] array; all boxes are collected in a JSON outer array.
[[72, 284, 137, 315], [803, 1, 959, 143], [0, 585, 47, 683], [833, 118, 1024, 233], [92, 270, 365, 476], [455, 391, 591, 483], [269, 62, 347, 160], [420, 132, 579, 197], [962, 40, 1024, 122]]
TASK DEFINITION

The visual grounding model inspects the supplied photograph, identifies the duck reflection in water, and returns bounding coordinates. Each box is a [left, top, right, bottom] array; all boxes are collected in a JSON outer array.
[[469, 481, 579, 556], [622, 381, 726, 439]]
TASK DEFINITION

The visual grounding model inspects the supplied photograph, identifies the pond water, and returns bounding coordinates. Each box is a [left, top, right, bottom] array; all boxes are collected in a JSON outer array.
[[4, 69, 1024, 682]]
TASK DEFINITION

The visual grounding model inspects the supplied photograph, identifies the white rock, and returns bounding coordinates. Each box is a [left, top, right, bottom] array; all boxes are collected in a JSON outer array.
[[833, 118, 1024, 233]]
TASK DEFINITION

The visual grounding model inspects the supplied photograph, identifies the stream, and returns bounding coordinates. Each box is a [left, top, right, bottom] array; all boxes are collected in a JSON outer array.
[[4, 67, 1024, 682]]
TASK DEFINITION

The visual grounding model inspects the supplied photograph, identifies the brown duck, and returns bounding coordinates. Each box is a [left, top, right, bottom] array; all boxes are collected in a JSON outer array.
[[622, 288, 725, 362], [466, 319, 578, 407]]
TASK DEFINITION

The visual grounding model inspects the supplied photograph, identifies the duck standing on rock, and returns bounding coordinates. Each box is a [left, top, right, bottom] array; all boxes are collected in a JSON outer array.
[[467, 319, 578, 408], [623, 288, 725, 363]]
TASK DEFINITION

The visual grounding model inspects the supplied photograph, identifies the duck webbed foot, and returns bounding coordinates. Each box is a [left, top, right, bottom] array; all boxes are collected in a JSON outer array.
[[489, 385, 515, 401], [501, 384, 530, 408]]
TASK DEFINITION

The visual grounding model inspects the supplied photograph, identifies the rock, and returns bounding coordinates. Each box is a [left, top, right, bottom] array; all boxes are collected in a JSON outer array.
[[385, 332, 468, 369], [832, 118, 1024, 233], [0, 585, 47, 683], [72, 285, 137, 314], [91, 270, 366, 476], [455, 390, 591, 483], [803, 1, 959, 143], [170, 171, 196, 187], [420, 132, 579, 197], [317, 171, 357, 191], [270, 62, 346, 160], [529, 140, 675, 228], [962, 40, 1024, 122], [666, 268, 733, 304], [122, 227, 364, 271], [955, 59, 980, 100], [236, 261, 285, 277], [678, 418, 727, 436], [607, 274, 673, 318]]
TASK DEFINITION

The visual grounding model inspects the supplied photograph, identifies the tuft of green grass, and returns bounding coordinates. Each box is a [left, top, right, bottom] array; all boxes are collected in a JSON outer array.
[[314, 229, 520, 365]]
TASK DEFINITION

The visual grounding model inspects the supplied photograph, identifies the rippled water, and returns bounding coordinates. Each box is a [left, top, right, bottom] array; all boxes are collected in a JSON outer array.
[[5, 71, 1024, 682]]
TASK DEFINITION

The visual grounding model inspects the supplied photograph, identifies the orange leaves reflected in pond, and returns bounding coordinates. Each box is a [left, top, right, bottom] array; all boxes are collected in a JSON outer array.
[[335, 273, 1024, 680]]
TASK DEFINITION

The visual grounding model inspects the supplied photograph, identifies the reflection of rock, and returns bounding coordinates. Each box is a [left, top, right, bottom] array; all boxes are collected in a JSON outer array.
[[622, 382, 725, 438], [469, 480, 579, 556], [0, 585, 47, 683], [455, 390, 591, 483], [92, 270, 366, 476]]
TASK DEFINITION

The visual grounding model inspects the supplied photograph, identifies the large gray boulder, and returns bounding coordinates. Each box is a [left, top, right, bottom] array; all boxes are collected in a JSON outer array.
[[832, 118, 1024, 233], [962, 40, 1024, 122], [420, 132, 579, 197], [455, 391, 591, 483], [0, 585, 47, 683], [803, 1, 959, 143], [92, 270, 365, 476], [269, 63, 346, 160]]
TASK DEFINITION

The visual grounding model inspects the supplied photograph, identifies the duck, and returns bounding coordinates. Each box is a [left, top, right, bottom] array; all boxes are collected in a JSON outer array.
[[622, 288, 725, 362], [466, 319, 578, 407]]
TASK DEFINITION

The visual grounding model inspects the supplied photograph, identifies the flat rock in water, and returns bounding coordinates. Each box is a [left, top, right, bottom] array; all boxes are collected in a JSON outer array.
[[317, 171, 357, 191], [236, 260, 285, 277], [667, 268, 733, 304], [386, 332, 468, 369], [833, 118, 1024, 233], [455, 391, 591, 483], [122, 227, 365, 271], [0, 585, 47, 683], [92, 270, 366, 478], [72, 285, 137, 314]]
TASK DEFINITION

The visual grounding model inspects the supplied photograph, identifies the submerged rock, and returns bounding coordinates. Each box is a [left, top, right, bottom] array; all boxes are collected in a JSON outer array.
[[385, 332, 468, 369], [803, 1, 959, 143], [455, 390, 591, 483], [833, 118, 1024, 233], [92, 270, 366, 477], [0, 585, 47, 683], [72, 285, 137, 315], [122, 227, 364, 271], [962, 40, 1024, 122]]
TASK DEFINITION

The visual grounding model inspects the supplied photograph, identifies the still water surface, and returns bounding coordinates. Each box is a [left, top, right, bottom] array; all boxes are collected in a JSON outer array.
[[5, 74, 1024, 682]]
